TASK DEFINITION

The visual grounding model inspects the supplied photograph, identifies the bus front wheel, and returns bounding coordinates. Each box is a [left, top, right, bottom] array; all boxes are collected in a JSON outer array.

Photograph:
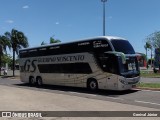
[[87, 79, 98, 91]]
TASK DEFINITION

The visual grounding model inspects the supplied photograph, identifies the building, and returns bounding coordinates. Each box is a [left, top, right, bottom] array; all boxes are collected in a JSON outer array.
[[136, 52, 147, 68]]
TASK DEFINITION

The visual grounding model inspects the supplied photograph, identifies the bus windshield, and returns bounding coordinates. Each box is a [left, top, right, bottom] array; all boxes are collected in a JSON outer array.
[[119, 56, 140, 78], [99, 53, 140, 77], [111, 40, 135, 54]]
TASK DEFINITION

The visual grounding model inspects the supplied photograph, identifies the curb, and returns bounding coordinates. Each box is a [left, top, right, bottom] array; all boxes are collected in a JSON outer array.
[[136, 87, 160, 91], [0, 76, 20, 79]]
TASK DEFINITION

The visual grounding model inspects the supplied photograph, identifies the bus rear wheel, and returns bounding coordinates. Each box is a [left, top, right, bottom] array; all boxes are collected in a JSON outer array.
[[87, 79, 98, 91], [29, 76, 35, 86], [36, 77, 43, 86]]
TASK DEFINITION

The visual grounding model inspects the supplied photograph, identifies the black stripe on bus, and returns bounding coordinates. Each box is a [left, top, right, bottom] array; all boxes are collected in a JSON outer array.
[[38, 63, 92, 74]]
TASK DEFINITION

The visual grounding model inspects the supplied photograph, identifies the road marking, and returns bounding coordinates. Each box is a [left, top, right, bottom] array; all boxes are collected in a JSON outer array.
[[142, 90, 160, 93], [68, 92, 125, 100], [68, 92, 81, 94], [88, 94, 97, 97], [135, 100, 160, 106], [106, 97, 124, 101], [134, 88, 160, 93]]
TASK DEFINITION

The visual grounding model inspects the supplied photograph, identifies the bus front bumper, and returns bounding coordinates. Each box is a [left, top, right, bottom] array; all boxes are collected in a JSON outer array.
[[118, 76, 140, 90]]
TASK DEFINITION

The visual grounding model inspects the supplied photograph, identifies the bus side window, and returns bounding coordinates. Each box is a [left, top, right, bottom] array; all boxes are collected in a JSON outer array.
[[100, 56, 117, 74], [108, 57, 118, 74]]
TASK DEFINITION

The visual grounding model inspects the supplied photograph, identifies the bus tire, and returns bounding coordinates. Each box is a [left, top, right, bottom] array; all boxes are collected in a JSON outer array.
[[36, 76, 43, 86], [29, 76, 35, 86], [87, 78, 98, 91]]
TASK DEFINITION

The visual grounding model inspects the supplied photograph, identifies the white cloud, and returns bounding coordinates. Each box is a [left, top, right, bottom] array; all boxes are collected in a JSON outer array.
[[22, 5, 29, 9], [6, 20, 14, 24], [55, 22, 60, 25]]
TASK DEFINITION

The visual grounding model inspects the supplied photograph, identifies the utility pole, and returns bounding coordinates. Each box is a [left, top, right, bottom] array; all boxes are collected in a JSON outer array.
[[0, 45, 2, 76], [101, 0, 107, 36]]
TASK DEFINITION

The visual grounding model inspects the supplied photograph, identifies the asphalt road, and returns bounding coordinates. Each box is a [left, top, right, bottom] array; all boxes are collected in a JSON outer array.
[[0, 77, 160, 110], [0, 84, 159, 120]]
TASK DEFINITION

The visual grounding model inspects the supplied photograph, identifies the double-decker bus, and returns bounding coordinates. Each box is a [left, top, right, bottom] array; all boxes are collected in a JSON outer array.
[[19, 36, 140, 91]]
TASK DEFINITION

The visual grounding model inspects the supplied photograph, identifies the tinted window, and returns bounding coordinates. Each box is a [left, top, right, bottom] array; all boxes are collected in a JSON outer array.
[[19, 39, 112, 58], [93, 40, 112, 54], [119, 57, 140, 78], [38, 63, 92, 74], [111, 40, 135, 54], [99, 54, 119, 74], [19, 41, 93, 58]]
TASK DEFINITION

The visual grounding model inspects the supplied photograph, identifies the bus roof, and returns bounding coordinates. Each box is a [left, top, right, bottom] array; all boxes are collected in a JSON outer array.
[[19, 36, 127, 51]]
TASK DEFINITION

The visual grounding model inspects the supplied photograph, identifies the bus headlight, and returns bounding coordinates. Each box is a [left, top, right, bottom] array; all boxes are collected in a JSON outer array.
[[119, 79, 128, 85]]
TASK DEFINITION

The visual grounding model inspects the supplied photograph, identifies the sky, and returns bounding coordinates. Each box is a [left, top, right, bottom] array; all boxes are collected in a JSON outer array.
[[1, 0, 160, 57]]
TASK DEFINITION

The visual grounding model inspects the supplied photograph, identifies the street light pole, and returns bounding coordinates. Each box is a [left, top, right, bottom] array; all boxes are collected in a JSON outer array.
[[0, 45, 2, 76], [101, 0, 107, 36]]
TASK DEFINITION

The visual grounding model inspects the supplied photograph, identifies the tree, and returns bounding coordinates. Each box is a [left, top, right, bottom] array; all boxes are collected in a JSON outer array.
[[144, 42, 152, 68], [50, 36, 61, 44], [144, 43, 148, 60], [0, 35, 11, 75], [1, 54, 12, 67], [0, 35, 11, 53], [5, 29, 29, 76], [41, 36, 61, 45], [145, 31, 160, 68], [41, 41, 47, 45], [146, 31, 160, 49]]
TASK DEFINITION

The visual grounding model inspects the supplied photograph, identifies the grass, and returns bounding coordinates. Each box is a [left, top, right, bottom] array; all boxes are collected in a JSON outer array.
[[137, 82, 160, 89], [139, 70, 160, 89], [140, 71, 160, 78]]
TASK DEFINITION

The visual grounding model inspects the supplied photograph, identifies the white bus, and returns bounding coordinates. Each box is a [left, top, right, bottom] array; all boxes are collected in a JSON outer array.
[[19, 36, 140, 91]]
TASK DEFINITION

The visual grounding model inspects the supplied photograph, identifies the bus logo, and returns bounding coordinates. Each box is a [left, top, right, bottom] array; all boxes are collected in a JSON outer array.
[[93, 41, 108, 48]]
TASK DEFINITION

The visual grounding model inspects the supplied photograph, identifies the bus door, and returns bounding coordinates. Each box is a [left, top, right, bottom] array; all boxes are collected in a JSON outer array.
[[99, 53, 120, 89]]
